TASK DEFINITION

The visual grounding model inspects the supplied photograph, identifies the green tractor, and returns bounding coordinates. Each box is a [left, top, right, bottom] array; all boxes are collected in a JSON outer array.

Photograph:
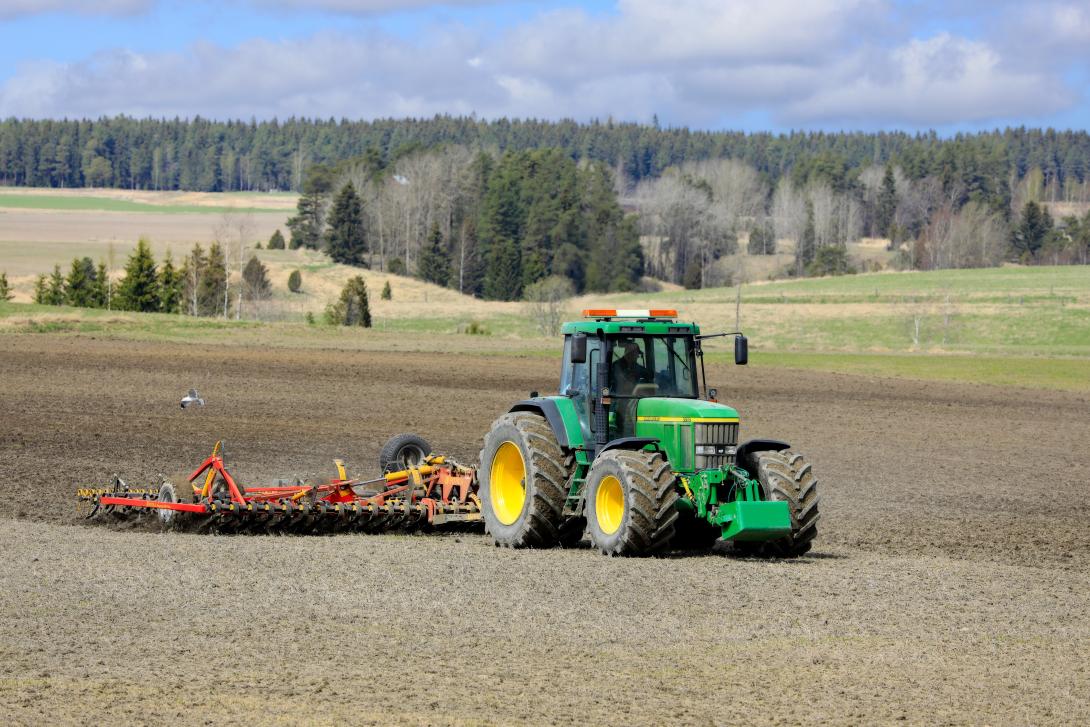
[[479, 309, 820, 556]]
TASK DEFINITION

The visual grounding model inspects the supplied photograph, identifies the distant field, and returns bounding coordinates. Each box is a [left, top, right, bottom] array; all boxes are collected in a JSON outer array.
[[1, 189, 1088, 387], [0, 193, 284, 214]]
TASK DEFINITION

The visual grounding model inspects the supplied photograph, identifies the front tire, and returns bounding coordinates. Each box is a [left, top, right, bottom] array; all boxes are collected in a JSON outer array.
[[585, 450, 678, 556], [748, 450, 820, 557], [479, 412, 569, 548]]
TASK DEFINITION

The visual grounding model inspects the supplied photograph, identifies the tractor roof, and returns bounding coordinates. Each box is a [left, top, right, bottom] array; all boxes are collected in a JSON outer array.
[[561, 309, 700, 335]]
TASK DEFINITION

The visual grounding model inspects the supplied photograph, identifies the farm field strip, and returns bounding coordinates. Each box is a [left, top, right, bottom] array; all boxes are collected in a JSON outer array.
[[0, 334, 1087, 724]]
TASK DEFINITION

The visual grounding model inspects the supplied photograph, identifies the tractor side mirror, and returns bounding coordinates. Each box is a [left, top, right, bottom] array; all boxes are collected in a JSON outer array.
[[571, 334, 587, 364], [734, 335, 748, 366]]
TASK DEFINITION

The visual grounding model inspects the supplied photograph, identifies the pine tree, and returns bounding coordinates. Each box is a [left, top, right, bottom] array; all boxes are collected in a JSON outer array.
[[0, 272, 12, 302], [875, 163, 898, 238], [381, 280, 392, 300], [286, 193, 325, 250], [325, 182, 367, 266], [288, 269, 302, 293], [267, 229, 286, 250], [416, 222, 451, 286], [158, 251, 184, 313], [325, 275, 372, 327], [33, 275, 48, 304], [47, 265, 66, 305], [65, 257, 97, 307], [199, 242, 228, 316], [242, 255, 271, 300], [116, 238, 160, 312]]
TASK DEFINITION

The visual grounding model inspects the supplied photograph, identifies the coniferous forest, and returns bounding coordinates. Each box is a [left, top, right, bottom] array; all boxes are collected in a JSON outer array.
[[4, 116, 1090, 305]]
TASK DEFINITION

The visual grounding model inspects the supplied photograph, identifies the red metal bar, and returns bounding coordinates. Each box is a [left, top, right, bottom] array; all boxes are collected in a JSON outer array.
[[99, 496, 208, 514]]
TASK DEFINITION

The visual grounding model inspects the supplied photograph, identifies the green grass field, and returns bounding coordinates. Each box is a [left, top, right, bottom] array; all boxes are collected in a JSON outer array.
[[0, 193, 283, 214], [3, 262, 1090, 394]]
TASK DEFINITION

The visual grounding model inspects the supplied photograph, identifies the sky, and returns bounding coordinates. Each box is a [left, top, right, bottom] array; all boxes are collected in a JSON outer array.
[[0, 0, 1087, 133]]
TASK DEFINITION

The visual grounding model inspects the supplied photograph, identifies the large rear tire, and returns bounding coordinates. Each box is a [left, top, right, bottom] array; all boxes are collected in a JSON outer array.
[[585, 450, 678, 556], [479, 412, 569, 548], [746, 450, 820, 557]]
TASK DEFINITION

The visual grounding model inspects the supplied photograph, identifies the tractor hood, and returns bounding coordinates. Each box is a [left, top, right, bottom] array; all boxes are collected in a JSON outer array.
[[635, 397, 739, 422]]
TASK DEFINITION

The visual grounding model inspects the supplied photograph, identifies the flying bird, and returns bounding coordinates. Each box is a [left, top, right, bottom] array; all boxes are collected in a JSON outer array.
[[180, 389, 205, 408]]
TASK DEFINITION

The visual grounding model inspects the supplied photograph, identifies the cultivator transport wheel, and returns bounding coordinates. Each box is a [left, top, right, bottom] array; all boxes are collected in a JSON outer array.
[[479, 412, 568, 548], [585, 450, 679, 557], [379, 433, 432, 473], [156, 481, 180, 527], [741, 450, 820, 557]]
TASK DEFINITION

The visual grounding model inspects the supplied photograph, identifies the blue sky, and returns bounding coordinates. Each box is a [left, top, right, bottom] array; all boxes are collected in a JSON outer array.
[[0, 0, 1087, 132]]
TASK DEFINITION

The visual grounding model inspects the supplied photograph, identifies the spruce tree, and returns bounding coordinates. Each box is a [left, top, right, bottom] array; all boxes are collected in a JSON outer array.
[[796, 200, 817, 275], [484, 236, 522, 300], [116, 238, 160, 312], [267, 229, 286, 250], [158, 251, 184, 313], [416, 222, 451, 286], [876, 163, 897, 238], [325, 275, 372, 327], [92, 261, 109, 308], [381, 280, 392, 300], [242, 255, 271, 300], [65, 257, 97, 307], [325, 182, 367, 266], [33, 275, 48, 304], [0, 272, 12, 301], [199, 242, 227, 316], [47, 265, 66, 305]]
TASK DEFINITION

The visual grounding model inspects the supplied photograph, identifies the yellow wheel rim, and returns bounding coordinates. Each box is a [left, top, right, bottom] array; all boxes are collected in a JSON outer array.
[[490, 441, 527, 526], [596, 475, 625, 535]]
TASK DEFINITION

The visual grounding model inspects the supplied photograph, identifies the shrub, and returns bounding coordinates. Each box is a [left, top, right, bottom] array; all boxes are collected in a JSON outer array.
[[387, 257, 406, 276], [381, 280, 392, 300], [288, 269, 302, 293], [267, 229, 286, 250], [325, 275, 372, 327]]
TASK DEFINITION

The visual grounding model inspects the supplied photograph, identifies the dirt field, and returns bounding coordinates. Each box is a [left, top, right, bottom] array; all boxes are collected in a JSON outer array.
[[1, 334, 1088, 725]]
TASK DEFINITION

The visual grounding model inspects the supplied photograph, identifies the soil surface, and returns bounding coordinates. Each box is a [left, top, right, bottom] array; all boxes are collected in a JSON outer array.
[[1, 334, 1088, 725]]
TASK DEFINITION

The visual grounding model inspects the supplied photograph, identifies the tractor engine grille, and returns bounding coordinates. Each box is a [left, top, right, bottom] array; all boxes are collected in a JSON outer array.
[[695, 422, 739, 470]]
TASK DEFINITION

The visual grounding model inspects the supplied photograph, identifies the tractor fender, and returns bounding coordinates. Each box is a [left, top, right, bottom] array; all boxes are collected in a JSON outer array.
[[509, 398, 583, 450], [735, 438, 791, 472], [598, 437, 660, 455]]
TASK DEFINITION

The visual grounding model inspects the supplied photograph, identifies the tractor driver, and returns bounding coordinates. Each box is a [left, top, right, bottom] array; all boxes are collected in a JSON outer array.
[[611, 340, 649, 396]]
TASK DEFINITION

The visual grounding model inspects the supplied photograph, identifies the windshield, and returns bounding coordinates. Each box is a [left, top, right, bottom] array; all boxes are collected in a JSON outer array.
[[607, 335, 697, 399]]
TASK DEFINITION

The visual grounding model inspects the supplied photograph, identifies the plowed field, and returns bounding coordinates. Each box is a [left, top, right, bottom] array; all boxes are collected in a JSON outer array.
[[1, 335, 1088, 725]]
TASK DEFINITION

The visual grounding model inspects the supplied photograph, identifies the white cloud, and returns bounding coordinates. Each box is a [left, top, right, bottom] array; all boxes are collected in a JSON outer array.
[[0, 0, 1075, 128], [0, 0, 148, 17], [784, 34, 1069, 125]]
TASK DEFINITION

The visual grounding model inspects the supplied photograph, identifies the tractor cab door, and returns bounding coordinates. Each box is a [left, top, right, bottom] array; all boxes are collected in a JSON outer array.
[[560, 334, 594, 445]]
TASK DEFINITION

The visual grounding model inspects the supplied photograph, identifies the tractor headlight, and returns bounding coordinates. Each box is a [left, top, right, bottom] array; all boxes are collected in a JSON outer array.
[[696, 445, 736, 456]]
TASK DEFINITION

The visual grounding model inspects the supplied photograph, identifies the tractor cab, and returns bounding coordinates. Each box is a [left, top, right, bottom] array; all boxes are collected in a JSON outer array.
[[559, 309, 746, 445]]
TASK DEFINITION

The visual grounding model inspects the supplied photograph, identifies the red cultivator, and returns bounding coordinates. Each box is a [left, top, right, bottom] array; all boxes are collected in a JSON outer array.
[[76, 437, 482, 534]]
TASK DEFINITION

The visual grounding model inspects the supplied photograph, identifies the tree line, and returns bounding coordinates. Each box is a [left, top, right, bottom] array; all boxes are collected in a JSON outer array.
[[284, 147, 643, 299], [5, 116, 1090, 203], [31, 238, 272, 315]]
